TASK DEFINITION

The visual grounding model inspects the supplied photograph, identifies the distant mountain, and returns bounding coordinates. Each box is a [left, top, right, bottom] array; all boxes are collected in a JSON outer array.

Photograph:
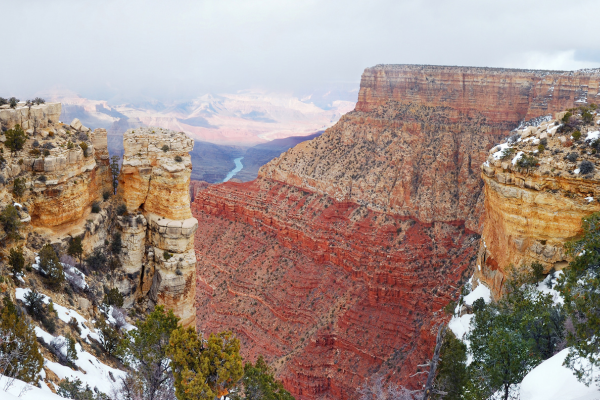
[[234, 131, 322, 181]]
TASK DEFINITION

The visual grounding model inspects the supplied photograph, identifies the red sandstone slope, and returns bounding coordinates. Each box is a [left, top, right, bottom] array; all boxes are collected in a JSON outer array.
[[193, 65, 600, 399]]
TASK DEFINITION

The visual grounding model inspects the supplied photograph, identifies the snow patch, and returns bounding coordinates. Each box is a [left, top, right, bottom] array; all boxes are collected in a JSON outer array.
[[520, 348, 600, 400], [512, 151, 525, 165]]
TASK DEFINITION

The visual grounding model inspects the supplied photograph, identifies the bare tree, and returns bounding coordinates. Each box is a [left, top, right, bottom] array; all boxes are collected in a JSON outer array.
[[357, 376, 418, 400]]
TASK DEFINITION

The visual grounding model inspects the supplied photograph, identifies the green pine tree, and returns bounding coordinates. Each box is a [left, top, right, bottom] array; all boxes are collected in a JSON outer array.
[[557, 212, 600, 384], [8, 246, 25, 277], [433, 330, 467, 400], [234, 355, 295, 400], [168, 328, 244, 400], [39, 244, 64, 289]]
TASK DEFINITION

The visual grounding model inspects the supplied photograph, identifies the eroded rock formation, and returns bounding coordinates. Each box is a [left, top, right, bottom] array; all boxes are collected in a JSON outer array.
[[116, 127, 198, 327], [476, 111, 600, 297], [192, 65, 600, 399]]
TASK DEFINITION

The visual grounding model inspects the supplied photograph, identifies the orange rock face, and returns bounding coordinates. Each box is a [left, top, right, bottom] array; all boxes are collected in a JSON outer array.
[[476, 114, 600, 298], [192, 65, 600, 399]]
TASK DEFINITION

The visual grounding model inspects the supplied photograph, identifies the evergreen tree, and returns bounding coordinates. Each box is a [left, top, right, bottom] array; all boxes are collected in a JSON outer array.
[[95, 315, 121, 357], [8, 246, 24, 278], [0, 204, 21, 241], [557, 212, 600, 384], [103, 287, 124, 308], [0, 297, 43, 383], [65, 333, 78, 362], [12, 177, 26, 200], [234, 356, 295, 400], [67, 236, 84, 265], [5, 124, 27, 154], [168, 328, 243, 400], [39, 244, 64, 289], [433, 330, 467, 400], [119, 305, 179, 400]]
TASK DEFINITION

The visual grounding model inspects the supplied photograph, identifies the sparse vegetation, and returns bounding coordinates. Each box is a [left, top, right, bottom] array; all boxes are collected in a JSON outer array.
[[12, 177, 26, 200], [162, 144, 169, 152], [579, 160, 594, 175], [0, 205, 22, 241], [39, 243, 64, 289], [116, 203, 127, 216], [91, 201, 101, 213]]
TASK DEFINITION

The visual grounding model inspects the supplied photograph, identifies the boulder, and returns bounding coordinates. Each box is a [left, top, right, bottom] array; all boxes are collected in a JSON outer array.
[[70, 118, 83, 131]]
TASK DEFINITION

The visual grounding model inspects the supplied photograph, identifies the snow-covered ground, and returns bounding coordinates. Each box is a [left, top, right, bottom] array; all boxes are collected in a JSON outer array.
[[1, 374, 62, 400], [14, 287, 128, 395]]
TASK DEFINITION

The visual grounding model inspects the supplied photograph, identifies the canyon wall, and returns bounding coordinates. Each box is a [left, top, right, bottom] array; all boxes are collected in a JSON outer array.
[[192, 65, 600, 399], [476, 113, 600, 297], [116, 127, 198, 327]]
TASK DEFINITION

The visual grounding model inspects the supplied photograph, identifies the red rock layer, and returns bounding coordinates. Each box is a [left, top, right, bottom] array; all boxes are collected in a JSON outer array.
[[193, 65, 600, 399], [193, 179, 476, 398]]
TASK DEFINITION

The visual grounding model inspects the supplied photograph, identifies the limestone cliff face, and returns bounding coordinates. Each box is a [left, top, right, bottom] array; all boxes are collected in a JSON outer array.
[[193, 65, 600, 400], [476, 113, 600, 298], [117, 127, 197, 327], [0, 103, 112, 246]]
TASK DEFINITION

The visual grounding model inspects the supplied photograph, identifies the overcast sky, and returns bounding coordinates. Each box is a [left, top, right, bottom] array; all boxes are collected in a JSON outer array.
[[3, 0, 600, 102]]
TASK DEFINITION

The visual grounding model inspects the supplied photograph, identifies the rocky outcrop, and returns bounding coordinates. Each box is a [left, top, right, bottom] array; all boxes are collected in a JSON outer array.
[[116, 127, 197, 327], [0, 103, 112, 246], [476, 111, 600, 297], [192, 65, 600, 399]]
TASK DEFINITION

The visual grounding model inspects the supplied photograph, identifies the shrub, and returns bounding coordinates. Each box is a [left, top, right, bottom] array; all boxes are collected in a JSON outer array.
[[12, 177, 26, 200], [5, 124, 26, 154], [103, 287, 124, 308], [29, 148, 41, 157], [8, 97, 19, 108], [43, 149, 50, 156], [37, 175, 47, 183], [516, 154, 538, 169], [582, 109, 594, 125], [572, 130, 582, 140], [91, 201, 100, 213], [116, 203, 127, 216], [0, 97, 6, 106], [65, 333, 78, 362], [8, 246, 25, 277], [79, 142, 88, 156], [78, 132, 88, 141], [135, 215, 143, 224], [0, 205, 21, 241], [32, 140, 39, 148], [537, 144, 545, 153], [561, 111, 573, 124], [111, 232, 122, 255], [174, 155, 183, 162], [579, 160, 594, 175], [68, 317, 82, 335], [161, 145, 169, 152], [566, 152, 578, 162], [102, 190, 111, 201], [57, 378, 108, 400], [48, 131, 54, 137], [163, 251, 172, 261], [33, 97, 45, 105], [39, 244, 64, 289], [531, 262, 545, 282], [500, 147, 515, 160], [237, 355, 295, 400], [43, 142, 55, 150]]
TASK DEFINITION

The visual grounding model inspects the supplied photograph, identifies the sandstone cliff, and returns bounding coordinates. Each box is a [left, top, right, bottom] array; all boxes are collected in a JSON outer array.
[[476, 109, 600, 297], [192, 65, 600, 399], [116, 127, 198, 327]]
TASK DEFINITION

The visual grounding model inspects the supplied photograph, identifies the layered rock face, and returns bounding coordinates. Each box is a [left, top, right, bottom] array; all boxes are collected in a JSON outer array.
[[117, 128, 198, 327], [476, 112, 600, 297], [0, 103, 112, 241], [192, 65, 600, 399]]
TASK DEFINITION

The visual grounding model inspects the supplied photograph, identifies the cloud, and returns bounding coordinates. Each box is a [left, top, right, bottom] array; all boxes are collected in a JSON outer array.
[[2, 0, 600, 101]]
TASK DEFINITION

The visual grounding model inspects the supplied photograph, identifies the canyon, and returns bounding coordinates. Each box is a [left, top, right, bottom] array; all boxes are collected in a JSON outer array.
[[191, 65, 600, 399]]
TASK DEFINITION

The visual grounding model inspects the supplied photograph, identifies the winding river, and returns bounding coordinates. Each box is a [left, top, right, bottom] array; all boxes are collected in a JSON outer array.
[[222, 157, 244, 182]]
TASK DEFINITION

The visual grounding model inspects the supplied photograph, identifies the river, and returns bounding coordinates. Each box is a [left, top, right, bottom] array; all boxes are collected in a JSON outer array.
[[222, 157, 244, 182]]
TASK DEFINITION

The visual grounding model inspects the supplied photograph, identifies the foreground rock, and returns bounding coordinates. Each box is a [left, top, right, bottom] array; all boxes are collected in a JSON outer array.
[[192, 64, 600, 399], [117, 127, 198, 327], [477, 109, 600, 297]]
